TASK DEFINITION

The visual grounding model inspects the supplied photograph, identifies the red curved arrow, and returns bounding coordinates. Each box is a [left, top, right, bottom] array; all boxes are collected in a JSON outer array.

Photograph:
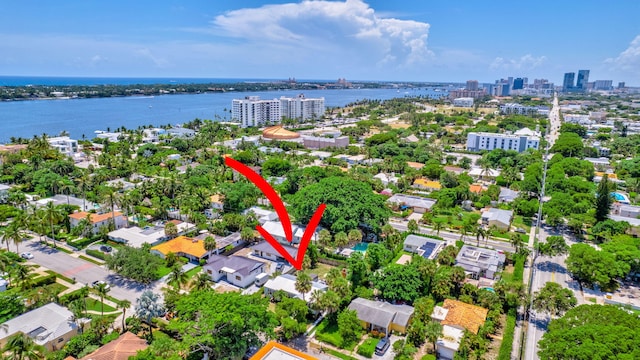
[[225, 157, 293, 241]]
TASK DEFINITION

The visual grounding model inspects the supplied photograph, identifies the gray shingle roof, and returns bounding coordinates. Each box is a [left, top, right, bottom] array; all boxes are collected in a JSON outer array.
[[347, 298, 414, 329], [251, 241, 298, 258], [204, 255, 264, 276]]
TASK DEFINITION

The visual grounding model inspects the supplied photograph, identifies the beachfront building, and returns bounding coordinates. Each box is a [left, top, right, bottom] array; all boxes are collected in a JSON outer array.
[[279, 94, 325, 122], [47, 136, 79, 157], [232, 96, 282, 128], [466, 128, 540, 152]]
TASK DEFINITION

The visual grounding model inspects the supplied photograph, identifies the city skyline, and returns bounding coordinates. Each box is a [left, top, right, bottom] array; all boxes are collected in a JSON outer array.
[[1, 1, 640, 85]]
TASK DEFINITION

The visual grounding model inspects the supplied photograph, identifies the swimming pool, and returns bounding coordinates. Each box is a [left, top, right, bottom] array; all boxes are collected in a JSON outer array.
[[352, 242, 369, 252], [612, 192, 630, 204]]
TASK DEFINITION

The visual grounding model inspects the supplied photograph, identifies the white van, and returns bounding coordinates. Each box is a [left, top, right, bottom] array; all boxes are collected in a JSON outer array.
[[254, 273, 270, 287]]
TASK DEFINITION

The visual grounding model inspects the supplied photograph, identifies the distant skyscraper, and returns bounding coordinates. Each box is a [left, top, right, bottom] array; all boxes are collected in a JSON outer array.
[[563, 72, 575, 92], [618, 82, 626, 89], [576, 70, 590, 90], [512, 78, 524, 90], [594, 80, 613, 91], [466, 80, 479, 91]]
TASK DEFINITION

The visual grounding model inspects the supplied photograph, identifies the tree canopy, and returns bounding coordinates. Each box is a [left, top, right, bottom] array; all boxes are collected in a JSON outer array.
[[288, 176, 390, 233], [538, 305, 640, 360]]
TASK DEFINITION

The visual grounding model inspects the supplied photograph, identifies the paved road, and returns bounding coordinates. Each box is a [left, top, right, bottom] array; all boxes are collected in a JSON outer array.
[[523, 225, 582, 360], [24, 240, 161, 303], [547, 94, 561, 146], [389, 220, 516, 253]]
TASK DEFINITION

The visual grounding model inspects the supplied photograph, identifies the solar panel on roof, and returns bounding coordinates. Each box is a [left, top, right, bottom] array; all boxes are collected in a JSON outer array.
[[420, 242, 437, 258]]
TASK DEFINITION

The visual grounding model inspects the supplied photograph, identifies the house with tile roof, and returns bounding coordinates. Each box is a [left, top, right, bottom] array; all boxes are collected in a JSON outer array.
[[204, 255, 265, 288], [0, 303, 90, 351], [250, 341, 317, 360], [406, 161, 425, 170], [468, 184, 484, 194], [69, 211, 126, 234], [431, 299, 489, 360], [347, 297, 414, 335], [150, 236, 209, 262], [413, 178, 442, 191], [79, 331, 147, 360]]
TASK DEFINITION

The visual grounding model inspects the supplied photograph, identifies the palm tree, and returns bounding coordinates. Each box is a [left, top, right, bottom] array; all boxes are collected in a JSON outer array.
[[510, 233, 523, 253], [475, 227, 487, 247], [487, 224, 498, 245], [68, 300, 87, 334], [203, 235, 217, 256], [333, 231, 349, 249], [93, 282, 110, 317], [119, 300, 132, 333], [14, 264, 32, 290], [167, 265, 188, 291], [318, 229, 332, 249], [425, 321, 443, 354], [75, 175, 90, 211], [240, 227, 255, 244], [347, 229, 362, 246], [43, 201, 63, 247], [294, 271, 312, 302], [3, 222, 26, 253], [191, 272, 213, 291], [2, 332, 45, 360], [135, 290, 165, 341], [433, 220, 443, 236]]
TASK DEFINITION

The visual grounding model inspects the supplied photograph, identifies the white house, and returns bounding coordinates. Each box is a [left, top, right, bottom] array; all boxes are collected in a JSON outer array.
[[203, 255, 265, 288], [47, 136, 79, 157], [0, 303, 90, 351], [260, 220, 318, 244], [69, 211, 127, 234], [263, 274, 327, 302], [107, 220, 195, 248], [403, 235, 445, 260], [453, 97, 474, 107], [373, 173, 399, 187], [251, 241, 298, 263], [386, 194, 437, 213], [455, 245, 505, 280], [466, 128, 540, 153], [481, 208, 513, 231]]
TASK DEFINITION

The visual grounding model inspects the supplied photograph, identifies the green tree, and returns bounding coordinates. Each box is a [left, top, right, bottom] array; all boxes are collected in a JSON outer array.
[[167, 291, 276, 359], [106, 246, 163, 284], [337, 309, 362, 347], [318, 229, 332, 248], [167, 265, 188, 291], [191, 272, 214, 291], [347, 229, 362, 245], [566, 243, 629, 291], [119, 299, 132, 333], [595, 174, 613, 223], [407, 219, 419, 234], [536, 235, 569, 257], [538, 305, 640, 360], [533, 282, 577, 318], [2, 333, 45, 360], [294, 271, 312, 302], [550, 132, 584, 158], [93, 282, 110, 317], [372, 264, 422, 303], [164, 221, 178, 239], [204, 235, 217, 255], [289, 177, 390, 233], [43, 201, 63, 247], [425, 320, 444, 354], [333, 231, 349, 249], [136, 290, 165, 341], [365, 243, 393, 271]]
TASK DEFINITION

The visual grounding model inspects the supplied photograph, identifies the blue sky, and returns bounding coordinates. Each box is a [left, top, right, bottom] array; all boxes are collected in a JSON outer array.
[[1, 0, 639, 84]]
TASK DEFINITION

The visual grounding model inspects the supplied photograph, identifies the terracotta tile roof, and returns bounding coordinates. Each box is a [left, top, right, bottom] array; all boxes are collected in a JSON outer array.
[[469, 184, 484, 194], [151, 236, 207, 258], [81, 331, 147, 360], [210, 194, 224, 203], [406, 161, 425, 170], [441, 299, 488, 334], [250, 341, 317, 360], [69, 211, 124, 224], [414, 178, 441, 189]]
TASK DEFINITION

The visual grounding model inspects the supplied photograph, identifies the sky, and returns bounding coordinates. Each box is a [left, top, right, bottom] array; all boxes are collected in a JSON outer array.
[[1, 0, 639, 85]]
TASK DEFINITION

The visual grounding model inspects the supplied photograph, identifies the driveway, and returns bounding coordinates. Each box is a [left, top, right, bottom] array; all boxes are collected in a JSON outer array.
[[23, 240, 157, 304]]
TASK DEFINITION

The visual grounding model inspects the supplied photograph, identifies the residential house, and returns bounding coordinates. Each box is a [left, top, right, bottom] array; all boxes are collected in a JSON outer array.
[[204, 194, 225, 218], [347, 297, 414, 335], [0, 303, 90, 351], [481, 208, 513, 231], [176, 162, 200, 174], [105, 178, 136, 191], [150, 236, 209, 262], [204, 255, 265, 288], [455, 245, 505, 280], [468, 167, 501, 180], [250, 341, 318, 360], [443, 165, 465, 175], [69, 211, 127, 234], [498, 188, 520, 203], [80, 331, 148, 360], [373, 173, 399, 187], [413, 178, 442, 191], [244, 206, 278, 225], [386, 194, 437, 213], [251, 241, 298, 263], [263, 274, 327, 302], [468, 184, 484, 194], [406, 161, 425, 170], [47, 136, 79, 157], [166, 127, 196, 138], [194, 232, 244, 254], [403, 235, 445, 260], [260, 220, 318, 244], [431, 299, 488, 360], [612, 203, 640, 219], [107, 220, 195, 248], [308, 151, 332, 160]]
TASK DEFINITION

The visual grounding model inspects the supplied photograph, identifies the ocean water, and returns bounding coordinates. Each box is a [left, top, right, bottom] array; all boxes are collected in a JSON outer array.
[[0, 78, 448, 141]]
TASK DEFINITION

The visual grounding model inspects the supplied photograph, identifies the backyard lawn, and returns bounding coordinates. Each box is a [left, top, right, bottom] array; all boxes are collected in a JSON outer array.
[[307, 263, 334, 280], [85, 298, 118, 312], [185, 266, 202, 279], [315, 318, 360, 351]]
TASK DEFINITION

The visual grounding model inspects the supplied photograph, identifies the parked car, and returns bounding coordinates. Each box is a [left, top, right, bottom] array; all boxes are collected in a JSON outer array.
[[92, 280, 111, 290], [515, 227, 527, 234], [375, 337, 390, 355], [99, 245, 113, 253], [20, 252, 34, 260], [275, 262, 285, 272]]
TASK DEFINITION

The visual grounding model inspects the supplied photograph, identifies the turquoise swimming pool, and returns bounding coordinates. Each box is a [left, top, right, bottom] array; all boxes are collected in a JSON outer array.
[[352, 242, 369, 252]]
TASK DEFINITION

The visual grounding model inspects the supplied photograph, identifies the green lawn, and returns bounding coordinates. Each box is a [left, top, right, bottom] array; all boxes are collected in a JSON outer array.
[[357, 337, 378, 358], [85, 298, 117, 312], [325, 349, 358, 360], [512, 215, 532, 232], [307, 263, 334, 280], [79, 255, 103, 265], [185, 266, 202, 279], [156, 265, 172, 278], [45, 283, 68, 295], [315, 318, 359, 351]]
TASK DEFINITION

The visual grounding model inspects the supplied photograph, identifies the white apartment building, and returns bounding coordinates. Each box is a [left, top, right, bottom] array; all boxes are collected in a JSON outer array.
[[232, 96, 281, 128], [232, 95, 325, 128], [499, 103, 541, 115], [47, 136, 78, 157], [466, 128, 540, 152], [452, 97, 474, 107], [280, 94, 325, 121]]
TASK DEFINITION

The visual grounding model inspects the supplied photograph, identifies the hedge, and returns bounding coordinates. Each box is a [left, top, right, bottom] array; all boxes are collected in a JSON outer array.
[[69, 237, 101, 249], [86, 249, 110, 261], [59, 288, 86, 305], [497, 309, 517, 360], [32, 274, 57, 287]]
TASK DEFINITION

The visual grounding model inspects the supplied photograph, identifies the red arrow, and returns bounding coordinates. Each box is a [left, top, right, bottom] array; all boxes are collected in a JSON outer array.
[[225, 157, 326, 270]]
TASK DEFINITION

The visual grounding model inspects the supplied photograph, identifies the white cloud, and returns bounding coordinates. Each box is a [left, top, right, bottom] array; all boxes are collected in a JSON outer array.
[[490, 54, 547, 71], [210, 0, 433, 74], [605, 35, 640, 74]]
